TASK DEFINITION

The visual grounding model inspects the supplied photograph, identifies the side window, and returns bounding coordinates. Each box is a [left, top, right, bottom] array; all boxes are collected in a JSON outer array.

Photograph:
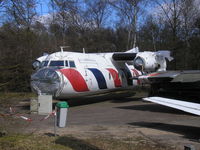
[[69, 61, 76, 68], [65, 60, 68, 67]]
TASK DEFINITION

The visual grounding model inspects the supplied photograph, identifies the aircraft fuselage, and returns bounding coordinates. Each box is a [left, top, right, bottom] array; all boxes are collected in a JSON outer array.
[[31, 52, 141, 99]]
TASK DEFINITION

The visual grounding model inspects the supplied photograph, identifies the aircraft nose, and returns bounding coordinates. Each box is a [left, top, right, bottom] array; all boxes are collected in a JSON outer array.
[[31, 68, 61, 96]]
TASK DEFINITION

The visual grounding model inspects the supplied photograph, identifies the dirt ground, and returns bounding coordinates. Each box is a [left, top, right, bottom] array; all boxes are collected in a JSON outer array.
[[0, 90, 200, 150]]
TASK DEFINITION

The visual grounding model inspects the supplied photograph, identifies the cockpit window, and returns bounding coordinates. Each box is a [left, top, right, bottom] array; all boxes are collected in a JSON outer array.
[[65, 60, 68, 67], [69, 61, 76, 68], [44, 61, 49, 66], [49, 61, 64, 67], [41, 61, 49, 67]]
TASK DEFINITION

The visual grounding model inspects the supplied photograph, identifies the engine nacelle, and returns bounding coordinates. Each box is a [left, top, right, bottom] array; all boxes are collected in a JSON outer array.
[[133, 51, 173, 72]]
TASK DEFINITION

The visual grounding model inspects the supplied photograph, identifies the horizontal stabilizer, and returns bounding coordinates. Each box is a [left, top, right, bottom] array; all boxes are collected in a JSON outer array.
[[143, 97, 200, 116]]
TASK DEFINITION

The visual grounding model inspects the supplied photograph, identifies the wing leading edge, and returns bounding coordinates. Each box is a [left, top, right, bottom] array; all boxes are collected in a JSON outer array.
[[143, 97, 200, 116], [139, 70, 200, 83]]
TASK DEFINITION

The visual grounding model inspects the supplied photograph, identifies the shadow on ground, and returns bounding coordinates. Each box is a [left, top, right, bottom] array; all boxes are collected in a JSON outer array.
[[116, 103, 193, 115], [129, 122, 200, 141], [66, 90, 138, 107], [55, 136, 100, 150]]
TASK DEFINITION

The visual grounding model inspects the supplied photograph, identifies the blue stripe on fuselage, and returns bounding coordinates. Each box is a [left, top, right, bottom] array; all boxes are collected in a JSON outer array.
[[88, 68, 107, 89]]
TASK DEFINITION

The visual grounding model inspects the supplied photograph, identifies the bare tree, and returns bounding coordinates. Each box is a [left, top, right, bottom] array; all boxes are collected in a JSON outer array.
[[0, 0, 5, 9], [0, 0, 7, 25], [153, 0, 200, 69], [180, 0, 199, 68], [0, 0, 6, 10], [7, 0, 37, 30], [84, 0, 110, 29], [50, 0, 81, 45], [109, 0, 146, 50], [4, 0, 38, 62], [154, 0, 184, 69]]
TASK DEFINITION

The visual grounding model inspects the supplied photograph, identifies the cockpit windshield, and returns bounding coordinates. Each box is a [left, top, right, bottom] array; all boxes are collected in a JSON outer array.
[[49, 61, 64, 67], [41, 61, 49, 67], [69, 60, 76, 67], [40, 60, 75, 68]]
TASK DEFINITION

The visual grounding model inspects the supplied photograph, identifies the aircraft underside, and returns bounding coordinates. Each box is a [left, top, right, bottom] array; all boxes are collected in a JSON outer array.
[[57, 86, 136, 99]]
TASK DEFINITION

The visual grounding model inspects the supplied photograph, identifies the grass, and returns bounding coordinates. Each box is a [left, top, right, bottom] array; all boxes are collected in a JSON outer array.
[[0, 134, 175, 150], [0, 92, 36, 107], [85, 137, 174, 150], [0, 134, 69, 150]]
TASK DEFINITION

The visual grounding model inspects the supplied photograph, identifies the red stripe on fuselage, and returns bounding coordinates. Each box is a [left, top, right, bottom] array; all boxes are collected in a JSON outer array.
[[107, 68, 122, 87], [131, 69, 140, 85], [59, 69, 89, 92]]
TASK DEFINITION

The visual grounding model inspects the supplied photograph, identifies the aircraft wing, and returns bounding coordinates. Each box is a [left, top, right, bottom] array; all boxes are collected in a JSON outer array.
[[141, 71, 200, 116], [143, 97, 200, 116], [139, 70, 200, 83]]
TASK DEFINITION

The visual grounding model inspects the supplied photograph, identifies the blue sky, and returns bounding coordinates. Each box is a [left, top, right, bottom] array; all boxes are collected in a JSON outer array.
[[36, 0, 50, 15], [0, 0, 151, 28], [35, 0, 119, 28]]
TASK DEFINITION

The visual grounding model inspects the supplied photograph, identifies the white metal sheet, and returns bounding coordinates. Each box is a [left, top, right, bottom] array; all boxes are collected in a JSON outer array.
[[143, 97, 200, 116]]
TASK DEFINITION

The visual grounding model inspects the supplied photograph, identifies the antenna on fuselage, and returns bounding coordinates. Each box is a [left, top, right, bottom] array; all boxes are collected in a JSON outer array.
[[60, 46, 70, 52], [83, 48, 85, 53]]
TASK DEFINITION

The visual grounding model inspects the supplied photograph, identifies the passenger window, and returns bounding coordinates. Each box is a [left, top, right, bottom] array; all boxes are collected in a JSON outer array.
[[69, 61, 76, 68], [65, 60, 68, 67]]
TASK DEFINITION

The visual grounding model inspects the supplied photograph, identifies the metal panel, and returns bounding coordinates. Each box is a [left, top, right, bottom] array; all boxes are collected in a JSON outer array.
[[143, 97, 200, 116], [38, 95, 52, 115]]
